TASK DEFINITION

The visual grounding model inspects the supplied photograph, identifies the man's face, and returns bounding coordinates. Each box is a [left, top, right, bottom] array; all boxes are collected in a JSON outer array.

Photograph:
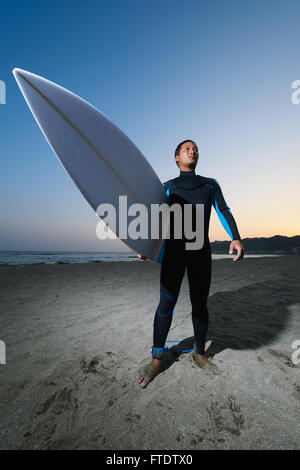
[[175, 141, 199, 170]]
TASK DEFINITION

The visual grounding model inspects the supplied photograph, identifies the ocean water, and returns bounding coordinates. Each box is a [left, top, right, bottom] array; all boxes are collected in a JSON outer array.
[[0, 251, 280, 266], [0, 251, 138, 265]]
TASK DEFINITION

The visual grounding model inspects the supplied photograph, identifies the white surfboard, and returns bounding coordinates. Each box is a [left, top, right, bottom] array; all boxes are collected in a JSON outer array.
[[13, 68, 168, 262]]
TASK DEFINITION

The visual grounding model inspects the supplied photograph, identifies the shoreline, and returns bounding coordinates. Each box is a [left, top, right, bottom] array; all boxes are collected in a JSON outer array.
[[0, 253, 287, 267]]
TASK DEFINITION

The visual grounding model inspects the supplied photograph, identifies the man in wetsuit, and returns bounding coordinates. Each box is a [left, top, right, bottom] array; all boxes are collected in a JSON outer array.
[[136, 140, 244, 388]]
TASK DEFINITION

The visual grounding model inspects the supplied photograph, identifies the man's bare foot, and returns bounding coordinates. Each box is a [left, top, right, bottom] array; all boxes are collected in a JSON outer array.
[[192, 351, 221, 377], [136, 358, 163, 389]]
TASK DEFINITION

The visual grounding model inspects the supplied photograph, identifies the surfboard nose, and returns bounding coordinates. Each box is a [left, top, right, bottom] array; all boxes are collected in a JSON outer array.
[[13, 68, 24, 77], [12, 68, 35, 84], [12, 68, 28, 86]]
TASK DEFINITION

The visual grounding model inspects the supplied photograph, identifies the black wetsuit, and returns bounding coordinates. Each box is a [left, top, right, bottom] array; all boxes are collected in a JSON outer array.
[[152, 170, 241, 358]]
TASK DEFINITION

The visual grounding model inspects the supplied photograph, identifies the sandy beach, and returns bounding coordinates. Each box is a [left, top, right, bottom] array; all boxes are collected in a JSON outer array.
[[0, 255, 299, 450]]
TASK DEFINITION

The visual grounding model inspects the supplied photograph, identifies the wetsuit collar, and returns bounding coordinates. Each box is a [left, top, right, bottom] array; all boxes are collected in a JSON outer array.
[[179, 170, 196, 176]]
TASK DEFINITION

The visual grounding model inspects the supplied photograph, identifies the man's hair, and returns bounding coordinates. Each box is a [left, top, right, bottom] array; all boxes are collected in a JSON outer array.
[[174, 139, 198, 167]]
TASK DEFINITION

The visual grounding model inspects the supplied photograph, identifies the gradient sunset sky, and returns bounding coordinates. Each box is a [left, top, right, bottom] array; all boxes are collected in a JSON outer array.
[[1, 0, 300, 251]]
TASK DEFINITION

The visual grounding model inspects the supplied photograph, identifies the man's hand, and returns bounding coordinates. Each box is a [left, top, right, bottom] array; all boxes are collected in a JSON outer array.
[[229, 240, 244, 261], [138, 254, 148, 261]]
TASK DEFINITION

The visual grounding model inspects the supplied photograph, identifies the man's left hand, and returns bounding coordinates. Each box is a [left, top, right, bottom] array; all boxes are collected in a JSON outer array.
[[229, 240, 244, 261]]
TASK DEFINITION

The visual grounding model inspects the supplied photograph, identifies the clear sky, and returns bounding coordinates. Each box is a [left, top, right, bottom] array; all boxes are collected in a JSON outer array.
[[1, 0, 300, 251]]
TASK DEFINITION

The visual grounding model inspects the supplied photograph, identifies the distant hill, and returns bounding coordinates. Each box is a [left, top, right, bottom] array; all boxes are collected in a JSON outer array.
[[210, 235, 300, 254]]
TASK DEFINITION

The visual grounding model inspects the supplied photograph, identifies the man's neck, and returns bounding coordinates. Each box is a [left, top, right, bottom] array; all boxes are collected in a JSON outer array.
[[179, 169, 196, 176]]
